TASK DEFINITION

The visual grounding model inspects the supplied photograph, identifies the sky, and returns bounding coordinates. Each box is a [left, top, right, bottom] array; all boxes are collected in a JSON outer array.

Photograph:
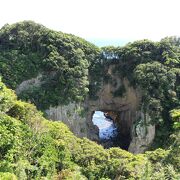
[[1, 0, 180, 46]]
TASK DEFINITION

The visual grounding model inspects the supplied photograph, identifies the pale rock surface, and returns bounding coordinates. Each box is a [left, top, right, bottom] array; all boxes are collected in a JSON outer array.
[[45, 103, 87, 137], [15, 65, 156, 153], [128, 112, 155, 153], [16, 74, 42, 94]]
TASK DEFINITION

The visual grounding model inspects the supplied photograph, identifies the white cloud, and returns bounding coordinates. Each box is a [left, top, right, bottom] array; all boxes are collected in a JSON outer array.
[[1, 0, 180, 42]]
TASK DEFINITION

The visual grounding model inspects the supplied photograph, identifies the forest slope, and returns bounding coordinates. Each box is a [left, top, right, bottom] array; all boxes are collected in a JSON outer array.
[[0, 79, 179, 179], [0, 21, 180, 179]]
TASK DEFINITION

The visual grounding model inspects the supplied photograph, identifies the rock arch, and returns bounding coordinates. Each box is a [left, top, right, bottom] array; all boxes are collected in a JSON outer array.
[[86, 77, 143, 151], [16, 72, 155, 154]]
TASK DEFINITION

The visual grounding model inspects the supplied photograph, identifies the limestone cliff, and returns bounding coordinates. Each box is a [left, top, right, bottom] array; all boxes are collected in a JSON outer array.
[[45, 103, 87, 138], [15, 76, 88, 138], [128, 111, 155, 153], [86, 65, 155, 152], [1, 21, 178, 155], [16, 65, 156, 153]]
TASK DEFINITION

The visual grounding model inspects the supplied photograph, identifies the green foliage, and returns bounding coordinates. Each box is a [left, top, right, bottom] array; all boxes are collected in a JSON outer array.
[[145, 148, 169, 163], [167, 108, 180, 171], [170, 109, 180, 129], [0, 21, 100, 109], [136, 62, 179, 148], [0, 50, 43, 89], [88, 56, 104, 100], [102, 39, 180, 150], [0, 21, 180, 179], [134, 62, 176, 95], [57, 167, 87, 180], [0, 78, 16, 112], [134, 62, 177, 127], [118, 154, 149, 179], [0, 79, 178, 179], [0, 172, 17, 180]]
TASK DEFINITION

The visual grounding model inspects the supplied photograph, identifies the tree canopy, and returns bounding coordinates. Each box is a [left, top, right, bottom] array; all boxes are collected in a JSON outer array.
[[0, 79, 179, 179], [0, 21, 179, 179], [0, 21, 100, 109]]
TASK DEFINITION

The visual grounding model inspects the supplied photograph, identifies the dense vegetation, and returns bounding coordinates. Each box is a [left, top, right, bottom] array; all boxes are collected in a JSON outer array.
[[98, 38, 180, 149], [0, 79, 179, 179], [0, 21, 180, 179], [0, 21, 100, 109]]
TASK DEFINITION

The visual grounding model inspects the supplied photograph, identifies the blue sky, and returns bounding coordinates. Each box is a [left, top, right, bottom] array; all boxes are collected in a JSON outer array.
[[1, 0, 180, 47]]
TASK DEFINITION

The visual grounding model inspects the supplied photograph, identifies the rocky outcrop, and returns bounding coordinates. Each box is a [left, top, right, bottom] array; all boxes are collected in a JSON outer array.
[[86, 65, 155, 153], [16, 75, 88, 138], [16, 74, 42, 94], [86, 77, 141, 143], [128, 111, 155, 153], [86, 65, 141, 146], [45, 103, 87, 137], [16, 65, 156, 153]]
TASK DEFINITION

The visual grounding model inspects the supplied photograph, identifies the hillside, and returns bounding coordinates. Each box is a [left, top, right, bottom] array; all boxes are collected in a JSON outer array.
[[0, 21, 100, 109], [0, 79, 179, 179], [0, 21, 180, 179]]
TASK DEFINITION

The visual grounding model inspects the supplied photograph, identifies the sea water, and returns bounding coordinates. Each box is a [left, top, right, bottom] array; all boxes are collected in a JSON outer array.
[[92, 111, 118, 140]]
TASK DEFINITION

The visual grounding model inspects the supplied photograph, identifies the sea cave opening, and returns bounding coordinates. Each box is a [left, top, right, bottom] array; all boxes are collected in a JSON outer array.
[[92, 110, 131, 150]]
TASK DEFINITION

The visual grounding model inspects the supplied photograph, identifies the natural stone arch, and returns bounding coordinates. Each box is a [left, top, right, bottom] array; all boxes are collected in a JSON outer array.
[[16, 70, 155, 154], [86, 77, 142, 151]]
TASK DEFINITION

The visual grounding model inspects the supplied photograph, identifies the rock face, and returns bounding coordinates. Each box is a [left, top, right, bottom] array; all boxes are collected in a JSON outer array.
[[128, 111, 155, 153], [16, 74, 42, 94], [45, 103, 87, 138], [86, 65, 155, 153], [86, 77, 141, 145], [45, 102, 100, 141], [15, 75, 88, 138], [16, 65, 156, 153]]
